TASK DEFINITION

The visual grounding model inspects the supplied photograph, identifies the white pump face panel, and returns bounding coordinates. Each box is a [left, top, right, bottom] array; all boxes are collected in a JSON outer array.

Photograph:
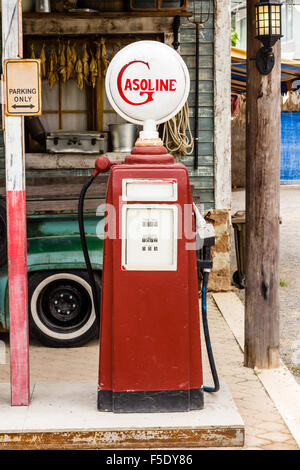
[[105, 41, 190, 129], [122, 204, 178, 271]]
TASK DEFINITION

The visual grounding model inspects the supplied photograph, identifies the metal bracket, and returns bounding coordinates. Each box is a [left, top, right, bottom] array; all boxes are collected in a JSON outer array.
[[256, 47, 275, 75], [172, 16, 181, 50]]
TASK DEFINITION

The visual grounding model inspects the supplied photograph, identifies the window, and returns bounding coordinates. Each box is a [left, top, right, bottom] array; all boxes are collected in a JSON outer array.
[[40, 79, 92, 132], [239, 16, 247, 50], [282, 0, 294, 42]]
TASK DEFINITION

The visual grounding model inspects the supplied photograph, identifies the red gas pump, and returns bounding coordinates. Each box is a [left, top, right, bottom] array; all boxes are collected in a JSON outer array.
[[78, 41, 219, 413]]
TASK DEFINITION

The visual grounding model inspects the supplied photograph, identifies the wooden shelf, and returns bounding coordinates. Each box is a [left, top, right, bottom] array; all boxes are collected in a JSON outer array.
[[23, 11, 192, 19], [23, 11, 186, 35], [25, 152, 126, 170]]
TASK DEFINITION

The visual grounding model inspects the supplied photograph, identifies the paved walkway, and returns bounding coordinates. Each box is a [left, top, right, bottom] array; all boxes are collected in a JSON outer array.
[[232, 186, 300, 385], [0, 296, 298, 450], [204, 297, 298, 450]]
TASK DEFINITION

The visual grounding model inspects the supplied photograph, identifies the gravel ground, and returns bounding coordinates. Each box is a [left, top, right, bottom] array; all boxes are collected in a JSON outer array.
[[231, 186, 300, 384]]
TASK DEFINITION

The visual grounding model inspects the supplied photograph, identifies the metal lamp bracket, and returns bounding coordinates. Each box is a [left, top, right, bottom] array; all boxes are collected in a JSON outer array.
[[256, 47, 275, 75]]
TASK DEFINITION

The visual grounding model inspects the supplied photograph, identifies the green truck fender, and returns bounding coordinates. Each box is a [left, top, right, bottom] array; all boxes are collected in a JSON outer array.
[[0, 213, 105, 331], [27, 235, 103, 273]]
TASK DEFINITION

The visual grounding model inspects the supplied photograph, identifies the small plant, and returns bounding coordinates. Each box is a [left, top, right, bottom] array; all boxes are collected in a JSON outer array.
[[280, 279, 288, 287], [231, 30, 239, 47]]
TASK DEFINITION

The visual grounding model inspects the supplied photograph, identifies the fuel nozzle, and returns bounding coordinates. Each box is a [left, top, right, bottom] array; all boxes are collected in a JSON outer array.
[[193, 204, 216, 248], [193, 204, 215, 272], [193, 204, 220, 393]]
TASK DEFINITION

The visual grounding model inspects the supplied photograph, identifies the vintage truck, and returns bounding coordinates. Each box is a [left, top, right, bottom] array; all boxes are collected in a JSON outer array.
[[0, 191, 105, 348]]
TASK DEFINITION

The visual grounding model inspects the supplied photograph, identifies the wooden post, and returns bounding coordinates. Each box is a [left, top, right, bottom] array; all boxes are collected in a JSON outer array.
[[245, 0, 281, 369], [2, 0, 30, 405]]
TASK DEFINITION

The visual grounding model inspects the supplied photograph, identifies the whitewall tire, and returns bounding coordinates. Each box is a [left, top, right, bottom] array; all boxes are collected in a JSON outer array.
[[28, 270, 101, 347]]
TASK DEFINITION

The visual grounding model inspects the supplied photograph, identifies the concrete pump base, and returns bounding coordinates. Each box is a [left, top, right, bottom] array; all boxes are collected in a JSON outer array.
[[0, 380, 244, 449]]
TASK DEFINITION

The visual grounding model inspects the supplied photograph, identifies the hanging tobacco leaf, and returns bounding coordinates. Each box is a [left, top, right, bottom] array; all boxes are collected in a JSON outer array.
[[66, 40, 73, 80], [75, 57, 84, 90], [59, 42, 67, 83], [82, 42, 90, 84], [100, 38, 109, 77], [40, 43, 46, 79], [89, 49, 98, 89], [48, 46, 59, 88]]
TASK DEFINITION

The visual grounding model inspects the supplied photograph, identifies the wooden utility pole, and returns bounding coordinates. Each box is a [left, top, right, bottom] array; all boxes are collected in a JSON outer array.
[[245, 0, 281, 369], [2, 0, 30, 405]]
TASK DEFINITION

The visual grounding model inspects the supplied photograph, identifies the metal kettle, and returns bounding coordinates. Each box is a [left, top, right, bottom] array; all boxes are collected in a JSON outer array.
[[35, 0, 51, 12]]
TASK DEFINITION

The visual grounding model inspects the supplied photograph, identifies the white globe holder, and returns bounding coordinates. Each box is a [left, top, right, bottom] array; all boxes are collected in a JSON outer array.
[[139, 119, 159, 140], [105, 41, 190, 145]]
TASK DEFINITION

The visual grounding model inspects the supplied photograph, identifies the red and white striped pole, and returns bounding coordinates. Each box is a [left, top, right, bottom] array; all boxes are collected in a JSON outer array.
[[2, 0, 30, 406]]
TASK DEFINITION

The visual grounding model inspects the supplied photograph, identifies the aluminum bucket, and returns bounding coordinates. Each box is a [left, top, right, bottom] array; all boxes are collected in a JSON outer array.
[[109, 123, 137, 153]]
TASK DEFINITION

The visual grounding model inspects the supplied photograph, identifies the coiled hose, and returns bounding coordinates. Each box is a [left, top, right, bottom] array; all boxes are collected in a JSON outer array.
[[78, 175, 100, 329], [201, 267, 220, 393]]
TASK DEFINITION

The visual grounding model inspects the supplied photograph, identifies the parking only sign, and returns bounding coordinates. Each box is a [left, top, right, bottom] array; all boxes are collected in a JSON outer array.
[[4, 59, 42, 116]]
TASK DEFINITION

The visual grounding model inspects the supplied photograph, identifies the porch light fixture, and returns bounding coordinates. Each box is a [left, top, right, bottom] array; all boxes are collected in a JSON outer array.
[[255, 0, 283, 75]]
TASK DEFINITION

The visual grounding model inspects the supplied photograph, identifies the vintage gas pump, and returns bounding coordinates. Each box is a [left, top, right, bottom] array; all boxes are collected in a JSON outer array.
[[78, 41, 219, 413]]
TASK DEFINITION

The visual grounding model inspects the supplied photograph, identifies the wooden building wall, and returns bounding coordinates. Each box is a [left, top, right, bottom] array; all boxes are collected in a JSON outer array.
[[0, 27, 4, 179], [0, 3, 216, 210], [181, 0, 214, 210]]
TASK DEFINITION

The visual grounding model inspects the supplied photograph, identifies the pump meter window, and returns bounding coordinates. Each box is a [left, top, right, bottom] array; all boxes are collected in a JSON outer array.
[[122, 205, 178, 271], [123, 179, 178, 201]]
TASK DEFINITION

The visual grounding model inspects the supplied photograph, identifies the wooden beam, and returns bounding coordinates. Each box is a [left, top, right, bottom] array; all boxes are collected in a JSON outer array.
[[2, 0, 30, 405], [23, 12, 192, 19], [245, 0, 281, 369], [214, 0, 231, 210], [23, 15, 175, 36]]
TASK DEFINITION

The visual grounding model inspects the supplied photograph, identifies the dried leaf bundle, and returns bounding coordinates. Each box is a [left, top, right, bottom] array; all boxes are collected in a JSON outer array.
[[48, 46, 59, 88], [75, 58, 84, 90], [40, 43, 46, 79], [28, 38, 123, 90]]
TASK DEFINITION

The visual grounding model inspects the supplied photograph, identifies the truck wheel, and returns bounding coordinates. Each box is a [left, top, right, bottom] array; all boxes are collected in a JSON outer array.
[[28, 270, 101, 348], [0, 198, 7, 267]]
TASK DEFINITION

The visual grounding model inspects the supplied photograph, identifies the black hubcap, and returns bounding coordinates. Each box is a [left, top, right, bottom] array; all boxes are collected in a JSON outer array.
[[38, 278, 92, 333], [49, 286, 82, 322]]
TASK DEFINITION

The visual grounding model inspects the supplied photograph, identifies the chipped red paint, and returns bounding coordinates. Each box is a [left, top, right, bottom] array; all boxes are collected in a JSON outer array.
[[6, 190, 30, 406]]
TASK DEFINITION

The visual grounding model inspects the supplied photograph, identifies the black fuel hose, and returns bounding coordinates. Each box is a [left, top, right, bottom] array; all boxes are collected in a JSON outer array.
[[78, 175, 100, 329], [201, 268, 220, 393]]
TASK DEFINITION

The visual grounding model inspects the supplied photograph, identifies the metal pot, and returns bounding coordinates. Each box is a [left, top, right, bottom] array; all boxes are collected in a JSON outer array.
[[109, 123, 137, 153], [35, 0, 51, 12]]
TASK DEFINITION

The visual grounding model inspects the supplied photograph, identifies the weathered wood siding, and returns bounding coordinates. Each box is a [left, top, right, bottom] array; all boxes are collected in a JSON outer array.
[[180, 0, 214, 210], [0, 5, 215, 211], [0, 26, 4, 180]]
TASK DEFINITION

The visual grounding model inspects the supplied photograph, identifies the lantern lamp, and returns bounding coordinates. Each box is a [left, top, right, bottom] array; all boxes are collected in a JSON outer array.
[[255, 0, 283, 75]]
